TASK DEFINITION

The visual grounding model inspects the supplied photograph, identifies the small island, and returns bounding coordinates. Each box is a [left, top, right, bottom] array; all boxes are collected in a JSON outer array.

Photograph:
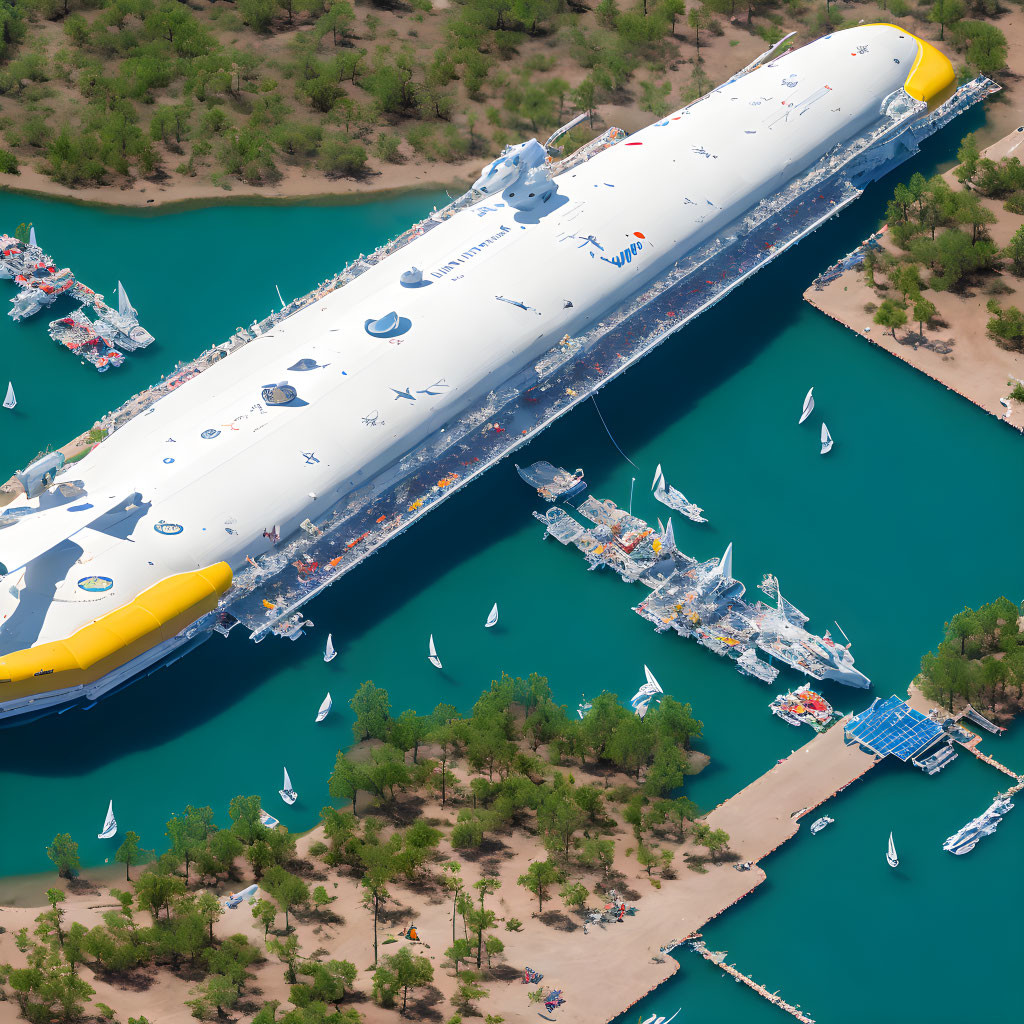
[[0, 673, 721, 1023]]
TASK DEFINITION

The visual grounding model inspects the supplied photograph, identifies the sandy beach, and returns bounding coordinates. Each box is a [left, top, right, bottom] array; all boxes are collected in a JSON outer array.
[[805, 125, 1024, 429], [0, 724, 879, 1023]]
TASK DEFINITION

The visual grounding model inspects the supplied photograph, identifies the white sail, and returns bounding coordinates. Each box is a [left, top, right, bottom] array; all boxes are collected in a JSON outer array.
[[3, 381, 14, 410], [315, 692, 332, 723], [799, 387, 814, 424], [661, 517, 676, 553], [717, 541, 734, 580], [324, 633, 337, 663], [428, 634, 442, 670], [820, 422, 833, 455], [886, 831, 898, 867], [280, 767, 297, 805], [28, 226, 36, 248], [651, 463, 665, 493], [98, 800, 117, 840], [643, 664, 661, 692], [485, 603, 499, 628], [117, 281, 136, 318]]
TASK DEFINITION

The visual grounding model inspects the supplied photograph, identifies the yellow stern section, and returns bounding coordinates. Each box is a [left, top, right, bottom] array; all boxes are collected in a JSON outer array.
[[0, 562, 232, 700], [875, 24, 956, 108]]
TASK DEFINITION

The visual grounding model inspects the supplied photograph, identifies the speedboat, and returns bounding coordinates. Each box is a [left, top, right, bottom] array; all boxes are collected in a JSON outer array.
[[810, 816, 834, 834]]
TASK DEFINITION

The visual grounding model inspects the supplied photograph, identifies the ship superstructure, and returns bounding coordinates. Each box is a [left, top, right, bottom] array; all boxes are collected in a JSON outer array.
[[0, 26, 989, 722]]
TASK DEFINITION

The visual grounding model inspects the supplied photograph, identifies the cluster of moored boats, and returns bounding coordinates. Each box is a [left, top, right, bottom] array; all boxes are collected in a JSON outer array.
[[0, 227, 154, 374], [524, 460, 870, 695]]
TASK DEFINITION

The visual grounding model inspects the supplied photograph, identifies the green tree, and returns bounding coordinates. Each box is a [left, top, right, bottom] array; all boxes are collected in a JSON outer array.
[[350, 680, 391, 741], [1004, 226, 1024, 276], [687, 5, 713, 57], [228, 794, 265, 846], [115, 831, 150, 881], [559, 881, 589, 909], [262, 866, 310, 932], [955, 132, 981, 185], [929, 0, 965, 39], [196, 891, 223, 942], [45, 888, 66, 949], [373, 946, 433, 1012], [239, 0, 276, 32], [874, 298, 907, 339], [46, 834, 81, 880], [166, 806, 215, 885], [517, 859, 564, 912], [445, 938, 473, 972], [252, 897, 277, 938], [913, 296, 937, 340]]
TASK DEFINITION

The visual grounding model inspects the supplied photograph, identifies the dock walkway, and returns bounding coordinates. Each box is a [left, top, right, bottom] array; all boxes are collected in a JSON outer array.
[[688, 939, 816, 1023]]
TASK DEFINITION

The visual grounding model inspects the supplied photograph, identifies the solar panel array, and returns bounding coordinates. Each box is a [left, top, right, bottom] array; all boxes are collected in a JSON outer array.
[[844, 695, 943, 761]]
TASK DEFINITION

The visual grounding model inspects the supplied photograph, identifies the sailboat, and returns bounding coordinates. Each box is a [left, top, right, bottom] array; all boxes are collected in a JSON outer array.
[[644, 665, 660, 690], [28, 226, 36, 248], [820, 422, 833, 455], [98, 800, 117, 840], [315, 692, 332, 723], [485, 603, 499, 628], [651, 464, 707, 523], [324, 633, 337, 663], [279, 767, 298, 805], [799, 387, 814, 424], [3, 381, 14, 410], [886, 831, 899, 868], [428, 634, 442, 670]]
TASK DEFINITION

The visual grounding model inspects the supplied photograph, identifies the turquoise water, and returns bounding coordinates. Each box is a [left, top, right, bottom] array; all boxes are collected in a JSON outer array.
[[1, 108, 1021, 1022]]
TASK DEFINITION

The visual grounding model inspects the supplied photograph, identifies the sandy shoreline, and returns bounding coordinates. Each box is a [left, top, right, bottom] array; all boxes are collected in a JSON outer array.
[[805, 125, 1024, 429], [0, 158, 479, 212], [0, 724, 880, 1024]]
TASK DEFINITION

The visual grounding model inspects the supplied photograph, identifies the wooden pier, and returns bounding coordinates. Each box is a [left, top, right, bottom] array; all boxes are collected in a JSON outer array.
[[688, 940, 815, 1023]]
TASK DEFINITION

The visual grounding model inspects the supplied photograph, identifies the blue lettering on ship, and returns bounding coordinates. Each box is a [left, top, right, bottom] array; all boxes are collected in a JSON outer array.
[[430, 226, 512, 279], [600, 239, 643, 268]]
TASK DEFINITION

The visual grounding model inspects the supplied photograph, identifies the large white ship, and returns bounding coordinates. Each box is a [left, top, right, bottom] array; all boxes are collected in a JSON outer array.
[[0, 25, 986, 722]]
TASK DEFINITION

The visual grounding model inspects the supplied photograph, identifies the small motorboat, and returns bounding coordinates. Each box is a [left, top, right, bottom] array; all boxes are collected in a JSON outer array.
[[324, 633, 337, 663], [279, 767, 298, 806], [820, 422, 833, 455], [886, 831, 899, 868], [428, 634, 442, 669], [799, 386, 814, 424], [810, 816, 834, 835], [98, 800, 117, 840], [485, 603, 499, 628], [315, 692, 332, 723], [259, 808, 279, 829]]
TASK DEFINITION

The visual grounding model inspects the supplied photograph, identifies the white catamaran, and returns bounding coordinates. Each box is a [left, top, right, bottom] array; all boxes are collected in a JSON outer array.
[[323, 633, 337, 663], [98, 800, 117, 840], [315, 692, 332, 723], [651, 464, 707, 523], [279, 767, 298, 806], [820, 422, 833, 455], [886, 832, 899, 868], [3, 381, 14, 410], [428, 634, 442, 670], [799, 387, 815, 424], [485, 603, 499, 628]]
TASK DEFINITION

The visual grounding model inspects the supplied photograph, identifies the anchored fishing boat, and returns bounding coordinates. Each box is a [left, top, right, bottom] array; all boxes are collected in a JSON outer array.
[[810, 815, 834, 834]]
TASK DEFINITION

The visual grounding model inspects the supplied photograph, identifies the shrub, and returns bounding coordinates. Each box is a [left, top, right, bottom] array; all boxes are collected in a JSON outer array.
[[0, 148, 18, 174], [373, 132, 401, 163], [317, 135, 366, 177]]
